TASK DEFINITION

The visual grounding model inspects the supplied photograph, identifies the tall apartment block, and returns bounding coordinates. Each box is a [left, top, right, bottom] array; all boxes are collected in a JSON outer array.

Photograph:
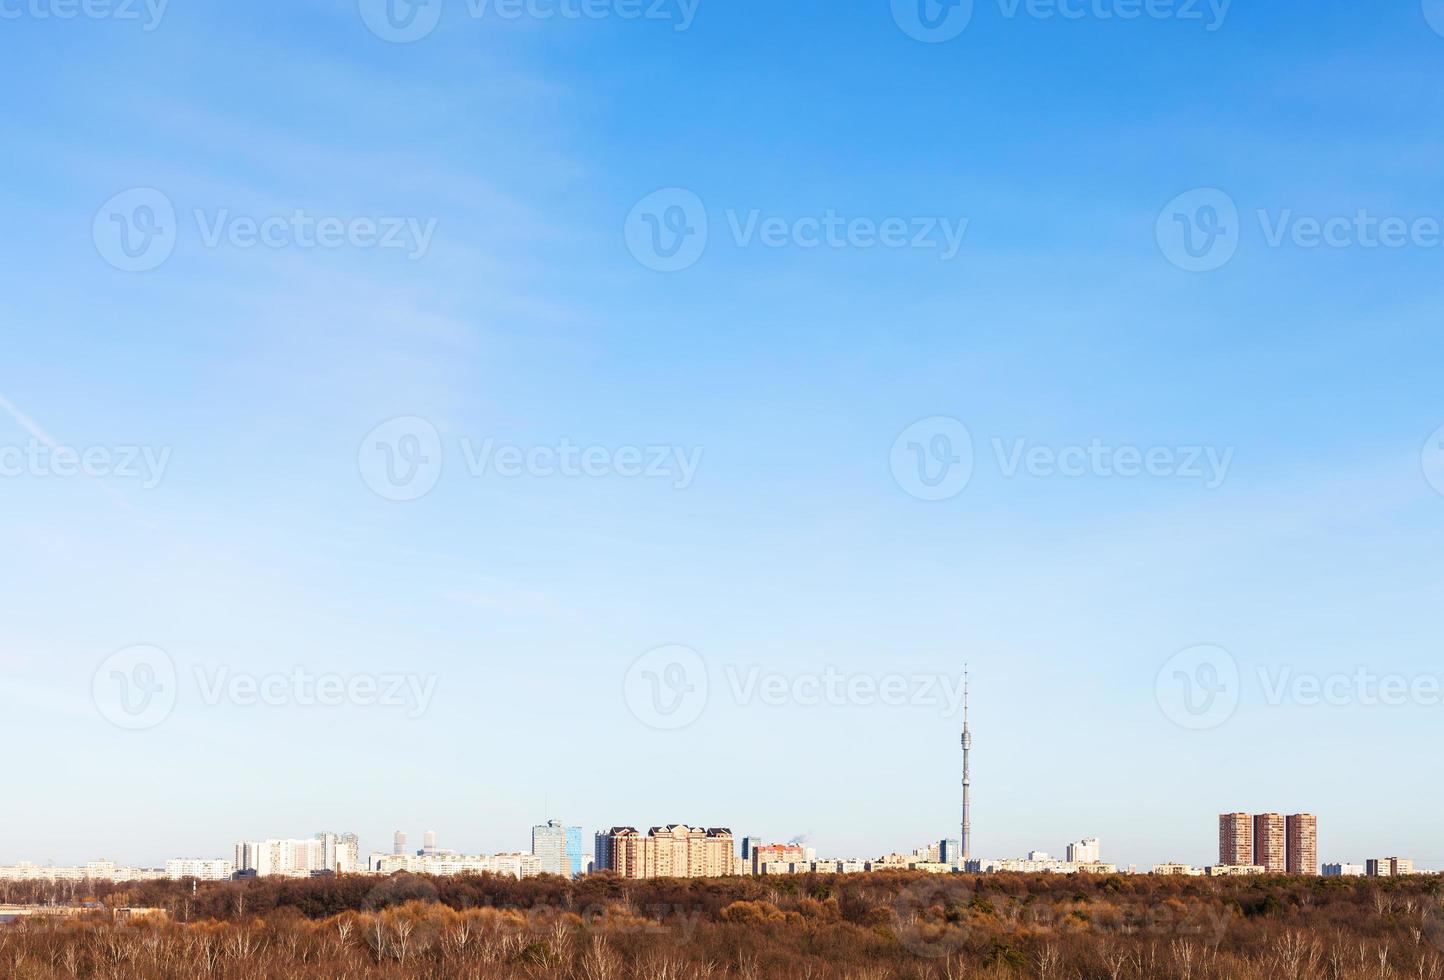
[[1219, 813, 1253, 866], [234, 838, 327, 877], [1285, 814, 1318, 875], [315, 832, 360, 873], [393, 831, 408, 856], [594, 825, 735, 879], [1253, 813, 1286, 873], [533, 820, 584, 877]]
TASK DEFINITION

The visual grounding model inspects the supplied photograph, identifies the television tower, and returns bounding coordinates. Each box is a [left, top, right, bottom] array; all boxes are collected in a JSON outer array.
[[961, 665, 971, 861]]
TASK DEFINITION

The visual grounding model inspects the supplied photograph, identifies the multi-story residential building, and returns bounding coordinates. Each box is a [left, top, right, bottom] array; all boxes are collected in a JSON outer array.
[[532, 820, 584, 877], [1285, 814, 1317, 875], [1152, 863, 1204, 876], [912, 842, 943, 863], [164, 859, 234, 881], [1066, 838, 1101, 864], [1219, 813, 1253, 867], [1253, 814, 1286, 873], [968, 857, 1117, 874], [594, 825, 735, 879], [565, 826, 585, 876], [1323, 863, 1365, 877], [939, 839, 962, 866], [0, 861, 165, 883], [393, 831, 407, 856], [423, 831, 437, 857], [368, 852, 541, 878], [234, 839, 327, 877], [741, 837, 762, 863], [1206, 864, 1265, 876], [751, 843, 806, 875], [315, 833, 360, 874], [1367, 857, 1415, 877]]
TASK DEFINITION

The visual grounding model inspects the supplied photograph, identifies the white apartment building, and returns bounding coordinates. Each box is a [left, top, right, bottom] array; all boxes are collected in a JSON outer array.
[[1367, 857, 1415, 877], [234, 838, 327, 877], [968, 857, 1118, 875], [315, 833, 360, 874], [368, 852, 542, 879], [1206, 865, 1266, 876], [165, 859, 234, 881], [1323, 863, 1366, 877], [0, 861, 165, 882], [1151, 863, 1204, 876], [1066, 838, 1101, 864]]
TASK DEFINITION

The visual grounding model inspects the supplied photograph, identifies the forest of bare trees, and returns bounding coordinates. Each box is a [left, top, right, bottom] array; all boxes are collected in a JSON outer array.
[[3, 870, 1443, 979]]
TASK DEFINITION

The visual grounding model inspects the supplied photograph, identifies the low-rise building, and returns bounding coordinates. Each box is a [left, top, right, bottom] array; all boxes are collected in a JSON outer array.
[[368, 852, 542, 878], [1322, 863, 1365, 877], [1152, 863, 1204, 876], [1367, 857, 1415, 877], [0, 861, 165, 883], [165, 859, 234, 881]]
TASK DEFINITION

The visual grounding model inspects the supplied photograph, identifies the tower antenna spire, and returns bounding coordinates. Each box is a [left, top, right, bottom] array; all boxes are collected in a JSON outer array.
[[961, 664, 972, 863]]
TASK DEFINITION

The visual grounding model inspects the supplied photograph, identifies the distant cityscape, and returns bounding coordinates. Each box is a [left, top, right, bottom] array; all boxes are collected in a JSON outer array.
[[0, 816, 1428, 885], [1, 684, 1426, 885]]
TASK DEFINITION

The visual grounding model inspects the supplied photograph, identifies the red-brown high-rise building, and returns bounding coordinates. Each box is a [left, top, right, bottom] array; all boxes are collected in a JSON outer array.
[[1219, 813, 1253, 866], [1253, 813, 1286, 873], [594, 825, 735, 879], [1286, 814, 1318, 875]]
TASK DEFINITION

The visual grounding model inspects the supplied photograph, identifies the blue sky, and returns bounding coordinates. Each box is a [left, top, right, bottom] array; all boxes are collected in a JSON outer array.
[[3, 0, 1444, 871]]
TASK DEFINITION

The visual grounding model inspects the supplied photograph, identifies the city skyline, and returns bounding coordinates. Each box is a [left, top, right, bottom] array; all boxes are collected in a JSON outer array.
[[6, 2, 1444, 873]]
